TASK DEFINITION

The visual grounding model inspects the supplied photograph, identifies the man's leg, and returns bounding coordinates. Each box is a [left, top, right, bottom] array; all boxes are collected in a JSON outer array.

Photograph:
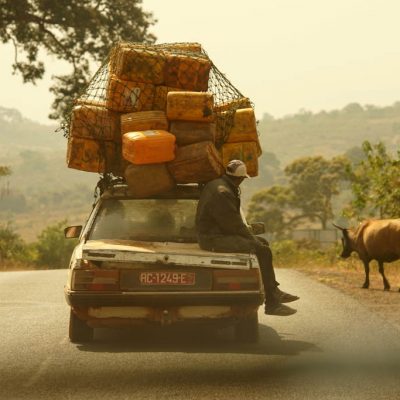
[[253, 241, 278, 303], [199, 235, 298, 316], [253, 241, 298, 316]]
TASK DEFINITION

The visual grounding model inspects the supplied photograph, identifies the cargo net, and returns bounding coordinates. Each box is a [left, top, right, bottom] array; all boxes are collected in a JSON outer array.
[[66, 41, 254, 177]]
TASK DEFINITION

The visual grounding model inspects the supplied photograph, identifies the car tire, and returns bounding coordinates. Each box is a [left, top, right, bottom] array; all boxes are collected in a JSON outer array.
[[69, 310, 94, 343], [234, 313, 259, 343]]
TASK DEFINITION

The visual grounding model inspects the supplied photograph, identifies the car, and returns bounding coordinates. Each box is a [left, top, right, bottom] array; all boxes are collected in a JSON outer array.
[[64, 182, 265, 343]]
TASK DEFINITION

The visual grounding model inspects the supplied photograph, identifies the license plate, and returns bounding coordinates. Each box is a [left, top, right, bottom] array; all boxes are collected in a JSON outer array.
[[139, 271, 195, 286]]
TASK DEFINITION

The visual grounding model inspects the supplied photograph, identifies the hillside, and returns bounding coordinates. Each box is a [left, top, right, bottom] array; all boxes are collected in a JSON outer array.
[[257, 102, 400, 166], [2, 102, 400, 239], [0, 106, 97, 240]]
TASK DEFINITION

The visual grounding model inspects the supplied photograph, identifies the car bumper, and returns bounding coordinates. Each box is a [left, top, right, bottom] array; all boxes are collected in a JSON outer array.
[[65, 288, 264, 308]]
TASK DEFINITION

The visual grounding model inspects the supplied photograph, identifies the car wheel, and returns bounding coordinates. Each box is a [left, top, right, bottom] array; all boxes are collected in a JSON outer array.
[[234, 313, 259, 343], [69, 310, 94, 343]]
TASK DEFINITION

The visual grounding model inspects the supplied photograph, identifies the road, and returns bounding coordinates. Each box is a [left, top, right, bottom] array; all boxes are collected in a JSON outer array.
[[1, 268, 400, 400]]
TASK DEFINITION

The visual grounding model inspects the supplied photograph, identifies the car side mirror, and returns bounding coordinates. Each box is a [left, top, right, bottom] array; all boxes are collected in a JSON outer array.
[[64, 225, 82, 239], [250, 222, 265, 235]]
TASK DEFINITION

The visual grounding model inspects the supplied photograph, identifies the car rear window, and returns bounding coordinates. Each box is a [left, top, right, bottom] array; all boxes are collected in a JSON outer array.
[[89, 198, 198, 243]]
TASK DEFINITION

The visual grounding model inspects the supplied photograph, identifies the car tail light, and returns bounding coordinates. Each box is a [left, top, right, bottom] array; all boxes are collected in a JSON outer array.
[[213, 269, 260, 291], [74, 259, 98, 269], [72, 269, 120, 291]]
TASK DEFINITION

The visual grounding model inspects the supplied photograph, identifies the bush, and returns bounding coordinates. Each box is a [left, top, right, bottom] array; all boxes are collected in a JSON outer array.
[[35, 220, 77, 268], [271, 239, 341, 269], [0, 222, 32, 265]]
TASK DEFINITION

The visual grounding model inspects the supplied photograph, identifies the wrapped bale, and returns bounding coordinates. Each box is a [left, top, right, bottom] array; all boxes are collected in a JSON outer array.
[[214, 97, 252, 113], [168, 141, 224, 183], [153, 86, 184, 111], [67, 136, 121, 174], [106, 75, 154, 113], [122, 130, 176, 165], [69, 104, 120, 141], [167, 92, 214, 122], [164, 53, 211, 91], [109, 46, 165, 84], [124, 163, 175, 198], [121, 111, 168, 134], [169, 121, 216, 146], [224, 108, 258, 143], [221, 142, 259, 177], [160, 42, 203, 53]]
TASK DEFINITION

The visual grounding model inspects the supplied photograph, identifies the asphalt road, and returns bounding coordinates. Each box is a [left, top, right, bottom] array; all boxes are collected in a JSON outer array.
[[1, 268, 400, 400]]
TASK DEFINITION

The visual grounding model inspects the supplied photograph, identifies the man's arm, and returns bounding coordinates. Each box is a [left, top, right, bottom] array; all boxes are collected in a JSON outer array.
[[209, 191, 255, 240]]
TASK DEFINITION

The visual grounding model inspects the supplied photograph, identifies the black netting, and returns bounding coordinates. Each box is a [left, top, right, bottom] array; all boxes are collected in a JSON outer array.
[[66, 41, 254, 176]]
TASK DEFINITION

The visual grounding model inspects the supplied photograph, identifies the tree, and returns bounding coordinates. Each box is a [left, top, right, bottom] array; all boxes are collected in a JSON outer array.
[[247, 155, 350, 236], [0, 0, 156, 120], [35, 220, 77, 268], [345, 141, 400, 218], [0, 223, 28, 263], [247, 186, 292, 238], [0, 166, 11, 177], [284, 156, 350, 229]]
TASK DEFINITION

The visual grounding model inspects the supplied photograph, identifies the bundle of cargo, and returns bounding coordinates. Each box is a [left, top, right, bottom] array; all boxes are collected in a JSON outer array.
[[166, 91, 223, 183], [67, 104, 122, 174], [219, 108, 261, 177], [66, 41, 262, 195]]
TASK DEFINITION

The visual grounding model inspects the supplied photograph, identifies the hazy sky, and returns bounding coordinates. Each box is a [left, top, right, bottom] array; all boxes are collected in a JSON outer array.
[[1, 0, 400, 124]]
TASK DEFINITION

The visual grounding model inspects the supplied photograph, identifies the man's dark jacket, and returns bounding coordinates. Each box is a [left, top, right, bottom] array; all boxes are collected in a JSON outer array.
[[196, 175, 257, 253]]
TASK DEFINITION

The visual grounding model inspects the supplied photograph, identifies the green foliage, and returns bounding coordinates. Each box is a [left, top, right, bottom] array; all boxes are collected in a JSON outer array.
[[241, 151, 285, 204], [285, 155, 350, 228], [0, 0, 156, 120], [271, 239, 341, 269], [247, 155, 350, 236], [35, 220, 77, 268], [345, 141, 400, 218], [0, 222, 31, 263], [247, 186, 291, 237], [0, 166, 11, 177]]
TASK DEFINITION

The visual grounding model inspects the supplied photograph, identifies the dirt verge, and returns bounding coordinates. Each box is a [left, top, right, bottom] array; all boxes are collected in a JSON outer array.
[[293, 263, 400, 331]]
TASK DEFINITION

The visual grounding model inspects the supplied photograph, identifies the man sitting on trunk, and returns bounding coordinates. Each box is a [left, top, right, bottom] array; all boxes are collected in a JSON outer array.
[[195, 159, 299, 316]]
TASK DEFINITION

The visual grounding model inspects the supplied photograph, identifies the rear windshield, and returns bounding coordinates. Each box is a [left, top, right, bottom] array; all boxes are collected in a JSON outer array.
[[89, 198, 198, 243]]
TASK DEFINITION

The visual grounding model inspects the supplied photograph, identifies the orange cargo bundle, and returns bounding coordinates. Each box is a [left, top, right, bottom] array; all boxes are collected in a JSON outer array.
[[221, 141, 259, 177], [167, 92, 214, 122], [121, 111, 168, 134], [124, 163, 175, 198], [67, 136, 121, 174], [224, 108, 259, 143], [168, 141, 224, 183], [164, 53, 211, 91], [169, 121, 216, 146], [153, 86, 184, 111], [122, 130, 176, 165], [69, 104, 121, 142], [160, 42, 203, 54], [214, 97, 252, 113], [106, 75, 154, 113], [110, 46, 165, 85]]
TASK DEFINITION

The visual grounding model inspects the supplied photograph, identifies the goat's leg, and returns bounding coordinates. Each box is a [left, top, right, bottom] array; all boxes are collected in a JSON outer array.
[[378, 261, 390, 290], [362, 261, 370, 288]]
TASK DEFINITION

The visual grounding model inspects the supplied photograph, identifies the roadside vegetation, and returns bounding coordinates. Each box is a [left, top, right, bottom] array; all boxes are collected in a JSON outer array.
[[0, 221, 77, 270]]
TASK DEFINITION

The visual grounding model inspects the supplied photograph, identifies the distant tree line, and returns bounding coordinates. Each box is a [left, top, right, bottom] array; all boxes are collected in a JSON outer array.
[[247, 140, 400, 237]]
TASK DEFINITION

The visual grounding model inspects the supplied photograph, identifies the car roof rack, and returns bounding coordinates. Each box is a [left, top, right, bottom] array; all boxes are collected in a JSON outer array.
[[97, 174, 202, 200]]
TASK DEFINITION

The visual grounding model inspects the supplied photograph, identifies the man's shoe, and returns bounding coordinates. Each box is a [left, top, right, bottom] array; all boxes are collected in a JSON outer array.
[[264, 303, 297, 316], [275, 288, 299, 303]]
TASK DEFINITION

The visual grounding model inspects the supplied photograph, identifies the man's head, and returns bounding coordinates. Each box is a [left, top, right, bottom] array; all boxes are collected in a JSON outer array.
[[225, 159, 250, 186]]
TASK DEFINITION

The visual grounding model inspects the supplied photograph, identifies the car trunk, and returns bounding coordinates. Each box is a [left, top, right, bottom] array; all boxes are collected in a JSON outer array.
[[82, 239, 258, 270]]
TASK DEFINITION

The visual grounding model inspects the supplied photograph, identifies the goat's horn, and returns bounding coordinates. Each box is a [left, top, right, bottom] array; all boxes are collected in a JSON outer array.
[[332, 222, 346, 230]]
